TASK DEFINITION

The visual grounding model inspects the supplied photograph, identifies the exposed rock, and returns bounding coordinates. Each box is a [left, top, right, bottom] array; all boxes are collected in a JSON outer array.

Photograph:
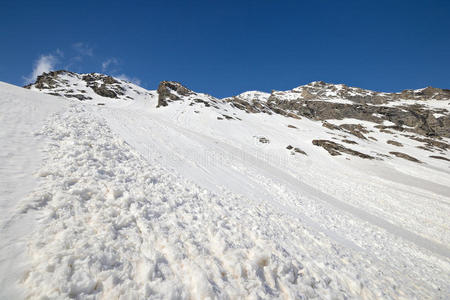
[[286, 145, 294, 150], [194, 98, 211, 107], [25, 70, 129, 100], [268, 81, 450, 105], [226, 96, 272, 114], [387, 140, 403, 147], [408, 136, 449, 151], [91, 85, 117, 98], [417, 146, 434, 152], [312, 140, 374, 159], [389, 152, 421, 163], [258, 137, 270, 144], [395, 87, 450, 101], [429, 155, 450, 162], [286, 112, 301, 119], [103, 76, 119, 85], [342, 139, 358, 144], [322, 122, 369, 140], [339, 124, 369, 139], [322, 121, 341, 131], [378, 128, 394, 134], [287, 124, 297, 129], [266, 90, 450, 138], [24, 70, 74, 90], [293, 147, 307, 155], [154, 80, 449, 141], [82, 74, 125, 99], [64, 94, 92, 100], [157, 81, 194, 107]]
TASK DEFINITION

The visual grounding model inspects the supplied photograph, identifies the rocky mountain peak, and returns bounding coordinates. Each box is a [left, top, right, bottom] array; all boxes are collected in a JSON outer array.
[[397, 86, 450, 100], [24, 70, 75, 90], [156, 81, 194, 107], [24, 70, 148, 101]]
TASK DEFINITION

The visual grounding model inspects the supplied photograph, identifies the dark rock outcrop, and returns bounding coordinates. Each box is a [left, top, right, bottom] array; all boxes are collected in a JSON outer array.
[[389, 152, 421, 163], [266, 97, 450, 138], [342, 139, 358, 144], [407, 136, 450, 151], [312, 140, 374, 159], [64, 94, 92, 100], [387, 140, 403, 147], [429, 155, 450, 162], [322, 122, 370, 140], [258, 137, 270, 144], [157, 81, 193, 107], [25, 70, 126, 100], [82, 74, 124, 98], [293, 147, 307, 155], [24, 70, 74, 90]]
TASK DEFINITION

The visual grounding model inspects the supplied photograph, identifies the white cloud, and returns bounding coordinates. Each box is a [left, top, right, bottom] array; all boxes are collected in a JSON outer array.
[[23, 45, 139, 87], [73, 42, 93, 57], [116, 74, 142, 86], [102, 58, 119, 71], [24, 54, 58, 84]]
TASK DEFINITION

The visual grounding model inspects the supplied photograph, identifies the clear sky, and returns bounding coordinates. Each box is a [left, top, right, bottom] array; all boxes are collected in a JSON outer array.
[[1, 0, 449, 97]]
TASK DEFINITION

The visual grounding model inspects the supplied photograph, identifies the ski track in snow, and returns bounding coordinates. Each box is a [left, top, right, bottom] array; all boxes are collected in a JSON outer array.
[[1, 81, 449, 299], [99, 103, 450, 297], [11, 102, 447, 299], [152, 113, 450, 258]]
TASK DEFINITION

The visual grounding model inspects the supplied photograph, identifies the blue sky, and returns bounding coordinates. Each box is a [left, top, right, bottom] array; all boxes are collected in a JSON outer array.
[[1, 0, 449, 97]]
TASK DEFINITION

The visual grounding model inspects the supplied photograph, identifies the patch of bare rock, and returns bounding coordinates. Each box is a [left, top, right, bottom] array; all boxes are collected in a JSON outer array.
[[429, 155, 450, 162], [286, 145, 307, 155], [389, 152, 422, 163], [312, 140, 374, 159], [387, 140, 403, 147]]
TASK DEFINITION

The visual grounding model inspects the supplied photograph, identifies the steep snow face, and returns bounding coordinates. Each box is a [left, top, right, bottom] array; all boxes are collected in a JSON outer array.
[[16, 104, 423, 299], [2, 74, 450, 298]]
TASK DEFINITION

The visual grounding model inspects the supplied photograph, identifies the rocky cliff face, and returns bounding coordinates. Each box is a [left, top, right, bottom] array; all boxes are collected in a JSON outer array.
[[156, 81, 194, 107], [223, 81, 450, 138]]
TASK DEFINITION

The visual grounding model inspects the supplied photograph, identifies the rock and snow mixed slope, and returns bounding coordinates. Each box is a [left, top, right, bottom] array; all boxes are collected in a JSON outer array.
[[1, 72, 449, 298]]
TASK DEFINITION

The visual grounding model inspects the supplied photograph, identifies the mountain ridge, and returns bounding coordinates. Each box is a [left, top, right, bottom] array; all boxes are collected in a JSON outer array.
[[24, 70, 450, 161], [24, 69, 450, 102]]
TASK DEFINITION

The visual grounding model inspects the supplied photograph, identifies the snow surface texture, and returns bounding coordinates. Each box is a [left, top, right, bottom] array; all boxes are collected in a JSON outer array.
[[0, 82, 65, 298], [1, 79, 450, 298]]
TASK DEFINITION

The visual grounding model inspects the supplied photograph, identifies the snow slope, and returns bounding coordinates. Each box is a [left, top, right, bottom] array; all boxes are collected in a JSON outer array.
[[0, 82, 66, 298], [1, 78, 450, 298]]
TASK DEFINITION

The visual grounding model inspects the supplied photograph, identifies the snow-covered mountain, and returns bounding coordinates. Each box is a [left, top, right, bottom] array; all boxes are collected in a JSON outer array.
[[1, 71, 449, 298], [27, 70, 450, 161]]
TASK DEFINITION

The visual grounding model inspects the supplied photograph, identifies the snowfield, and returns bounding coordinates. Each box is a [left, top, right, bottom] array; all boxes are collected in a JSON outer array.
[[1, 81, 449, 299]]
